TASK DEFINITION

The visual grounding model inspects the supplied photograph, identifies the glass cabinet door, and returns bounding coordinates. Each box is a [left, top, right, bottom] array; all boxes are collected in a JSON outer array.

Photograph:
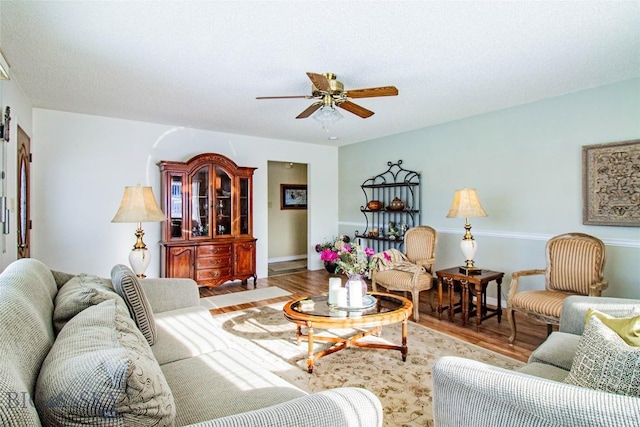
[[215, 167, 232, 236], [239, 177, 250, 235], [191, 166, 210, 237], [169, 174, 184, 239]]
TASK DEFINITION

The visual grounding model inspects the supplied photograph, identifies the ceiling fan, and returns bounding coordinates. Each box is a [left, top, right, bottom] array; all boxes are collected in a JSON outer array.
[[256, 72, 398, 119]]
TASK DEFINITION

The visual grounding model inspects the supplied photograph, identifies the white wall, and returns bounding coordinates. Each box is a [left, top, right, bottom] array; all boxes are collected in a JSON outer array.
[[31, 109, 338, 278], [339, 79, 640, 299], [267, 161, 307, 261]]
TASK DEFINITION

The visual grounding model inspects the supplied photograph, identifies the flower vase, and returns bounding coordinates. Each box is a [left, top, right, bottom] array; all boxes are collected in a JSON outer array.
[[324, 261, 338, 274], [346, 274, 368, 307]]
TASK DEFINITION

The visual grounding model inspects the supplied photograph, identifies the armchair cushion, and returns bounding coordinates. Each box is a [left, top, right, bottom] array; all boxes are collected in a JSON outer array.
[[587, 308, 640, 346], [509, 289, 570, 318], [565, 316, 640, 397]]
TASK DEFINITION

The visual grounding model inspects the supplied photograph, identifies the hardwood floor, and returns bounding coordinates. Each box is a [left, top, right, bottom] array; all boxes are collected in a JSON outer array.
[[199, 269, 550, 363]]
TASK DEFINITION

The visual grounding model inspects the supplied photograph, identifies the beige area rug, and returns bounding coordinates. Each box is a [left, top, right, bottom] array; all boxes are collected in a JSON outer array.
[[211, 303, 524, 427], [199, 287, 291, 309]]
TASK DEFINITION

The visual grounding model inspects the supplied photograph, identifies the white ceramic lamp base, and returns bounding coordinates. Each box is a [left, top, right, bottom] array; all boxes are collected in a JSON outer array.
[[129, 248, 151, 278], [459, 238, 481, 275]]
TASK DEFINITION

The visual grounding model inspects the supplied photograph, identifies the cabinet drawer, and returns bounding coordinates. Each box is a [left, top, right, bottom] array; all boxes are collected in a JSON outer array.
[[196, 256, 231, 269], [196, 268, 233, 281], [197, 244, 232, 257]]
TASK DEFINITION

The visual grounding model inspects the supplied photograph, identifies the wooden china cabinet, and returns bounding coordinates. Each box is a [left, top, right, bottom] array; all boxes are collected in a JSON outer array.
[[157, 153, 257, 287]]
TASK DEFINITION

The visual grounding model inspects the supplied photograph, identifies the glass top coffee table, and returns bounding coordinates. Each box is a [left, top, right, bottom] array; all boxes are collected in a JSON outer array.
[[282, 292, 412, 373]]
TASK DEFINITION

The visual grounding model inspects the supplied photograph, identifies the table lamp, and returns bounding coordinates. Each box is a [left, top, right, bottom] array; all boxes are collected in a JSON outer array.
[[111, 184, 166, 278], [446, 188, 488, 275]]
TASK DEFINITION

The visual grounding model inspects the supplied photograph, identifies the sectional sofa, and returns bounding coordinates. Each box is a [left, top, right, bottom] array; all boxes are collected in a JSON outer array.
[[0, 258, 382, 426]]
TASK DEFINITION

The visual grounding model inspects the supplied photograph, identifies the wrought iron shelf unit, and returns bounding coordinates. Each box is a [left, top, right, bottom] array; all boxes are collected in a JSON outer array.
[[355, 160, 421, 253]]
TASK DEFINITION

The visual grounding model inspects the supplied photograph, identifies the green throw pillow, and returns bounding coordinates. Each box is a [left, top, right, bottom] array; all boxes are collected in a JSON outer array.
[[586, 308, 640, 346], [565, 316, 640, 397]]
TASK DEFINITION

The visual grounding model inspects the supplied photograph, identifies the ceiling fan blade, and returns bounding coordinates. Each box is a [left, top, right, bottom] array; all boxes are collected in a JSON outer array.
[[306, 72, 331, 92], [256, 95, 313, 99], [346, 86, 398, 98], [337, 100, 374, 118], [296, 102, 322, 119]]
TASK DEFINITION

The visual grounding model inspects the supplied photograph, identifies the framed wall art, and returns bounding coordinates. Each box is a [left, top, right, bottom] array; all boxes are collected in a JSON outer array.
[[281, 184, 307, 210], [582, 139, 640, 226]]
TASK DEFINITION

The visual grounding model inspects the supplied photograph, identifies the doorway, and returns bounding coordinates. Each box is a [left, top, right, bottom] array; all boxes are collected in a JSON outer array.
[[267, 161, 308, 276], [17, 126, 30, 258]]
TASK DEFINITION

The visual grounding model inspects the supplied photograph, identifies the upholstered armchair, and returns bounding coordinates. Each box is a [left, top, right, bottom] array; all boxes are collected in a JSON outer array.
[[507, 232, 608, 344], [371, 226, 437, 321]]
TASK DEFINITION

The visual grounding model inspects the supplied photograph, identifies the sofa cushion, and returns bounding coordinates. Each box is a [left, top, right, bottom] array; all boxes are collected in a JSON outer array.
[[565, 316, 640, 397], [517, 362, 570, 382], [53, 273, 123, 334], [152, 306, 233, 365], [161, 348, 305, 426], [527, 331, 580, 371], [587, 308, 640, 346], [111, 264, 157, 345], [35, 299, 176, 426], [0, 258, 58, 426]]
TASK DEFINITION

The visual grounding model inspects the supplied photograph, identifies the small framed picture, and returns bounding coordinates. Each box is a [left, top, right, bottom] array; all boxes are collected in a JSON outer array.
[[281, 184, 307, 210]]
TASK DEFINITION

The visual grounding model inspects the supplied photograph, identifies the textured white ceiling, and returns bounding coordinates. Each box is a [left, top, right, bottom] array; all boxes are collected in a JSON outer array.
[[1, 1, 639, 146]]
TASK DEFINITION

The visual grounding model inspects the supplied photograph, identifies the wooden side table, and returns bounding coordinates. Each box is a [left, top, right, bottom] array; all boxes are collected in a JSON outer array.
[[436, 267, 504, 332]]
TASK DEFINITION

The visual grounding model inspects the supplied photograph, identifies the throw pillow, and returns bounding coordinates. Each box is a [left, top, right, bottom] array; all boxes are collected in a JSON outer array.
[[586, 308, 640, 346], [50, 270, 76, 289], [565, 316, 640, 397], [111, 264, 157, 345], [35, 299, 175, 426], [53, 274, 123, 334]]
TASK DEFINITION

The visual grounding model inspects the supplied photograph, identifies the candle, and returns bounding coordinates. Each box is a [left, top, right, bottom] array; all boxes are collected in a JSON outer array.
[[335, 288, 348, 308], [328, 277, 342, 304], [348, 281, 363, 308]]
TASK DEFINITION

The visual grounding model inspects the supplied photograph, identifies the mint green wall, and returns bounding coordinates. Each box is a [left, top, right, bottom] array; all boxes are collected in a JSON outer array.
[[339, 79, 640, 299]]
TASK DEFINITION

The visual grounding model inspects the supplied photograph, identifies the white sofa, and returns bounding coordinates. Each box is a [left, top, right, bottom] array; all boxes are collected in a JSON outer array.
[[432, 295, 640, 426], [0, 258, 383, 426]]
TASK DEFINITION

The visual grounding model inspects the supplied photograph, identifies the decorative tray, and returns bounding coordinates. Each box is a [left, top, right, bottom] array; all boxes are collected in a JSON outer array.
[[329, 294, 377, 311]]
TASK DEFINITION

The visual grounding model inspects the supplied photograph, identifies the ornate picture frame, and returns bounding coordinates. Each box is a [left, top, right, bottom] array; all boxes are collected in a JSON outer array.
[[582, 139, 640, 226], [280, 184, 307, 210]]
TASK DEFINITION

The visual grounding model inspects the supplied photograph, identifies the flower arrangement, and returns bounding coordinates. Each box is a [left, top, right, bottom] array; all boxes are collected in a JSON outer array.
[[319, 238, 375, 276], [314, 235, 351, 255]]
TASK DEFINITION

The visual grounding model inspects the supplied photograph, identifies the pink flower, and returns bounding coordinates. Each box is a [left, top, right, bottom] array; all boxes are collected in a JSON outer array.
[[364, 247, 375, 257], [344, 244, 353, 253], [320, 249, 339, 262]]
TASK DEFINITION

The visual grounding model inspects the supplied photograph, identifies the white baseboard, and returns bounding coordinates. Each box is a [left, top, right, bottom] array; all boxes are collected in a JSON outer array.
[[268, 255, 307, 264]]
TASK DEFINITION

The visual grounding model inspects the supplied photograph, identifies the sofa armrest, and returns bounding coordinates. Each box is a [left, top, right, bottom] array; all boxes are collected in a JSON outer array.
[[432, 356, 640, 427], [140, 278, 200, 314], [559, 295, 640, 335], [185, 388, 382, 427]]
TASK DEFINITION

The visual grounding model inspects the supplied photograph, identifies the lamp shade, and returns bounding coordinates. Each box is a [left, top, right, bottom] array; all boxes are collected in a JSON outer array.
[[446, 188, 488, 219], [111, 184, 165, 223]]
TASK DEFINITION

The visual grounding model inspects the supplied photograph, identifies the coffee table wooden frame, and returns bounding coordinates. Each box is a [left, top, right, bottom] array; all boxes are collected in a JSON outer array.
[[283, 292, 412, 373]]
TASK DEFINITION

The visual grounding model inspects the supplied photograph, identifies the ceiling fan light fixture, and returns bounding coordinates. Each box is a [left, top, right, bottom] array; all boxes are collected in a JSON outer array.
[[313, 104, 342, 132]]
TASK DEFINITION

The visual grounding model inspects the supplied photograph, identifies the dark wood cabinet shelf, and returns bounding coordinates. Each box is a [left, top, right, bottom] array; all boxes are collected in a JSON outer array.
[[158, 153, 257, 287], [356, 160, 421, 253]]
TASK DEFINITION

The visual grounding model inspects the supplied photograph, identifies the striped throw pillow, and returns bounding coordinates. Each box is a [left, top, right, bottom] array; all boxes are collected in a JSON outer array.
[[111, 264, 157, 345]]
